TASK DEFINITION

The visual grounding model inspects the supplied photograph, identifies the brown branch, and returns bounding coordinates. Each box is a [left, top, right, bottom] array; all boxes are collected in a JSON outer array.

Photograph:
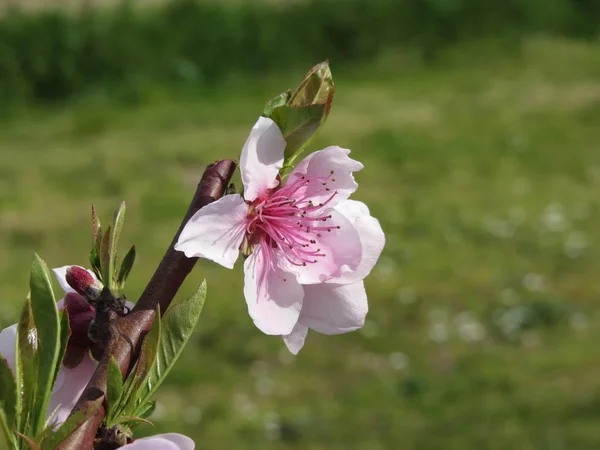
[[57, 160, 237, 450]]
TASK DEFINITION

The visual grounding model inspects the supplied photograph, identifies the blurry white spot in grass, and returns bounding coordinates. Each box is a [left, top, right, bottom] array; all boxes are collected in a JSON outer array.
[[495, 306, 528, 339], [454, 311, 486, 343], [397, 286, 417, 305], [264, 412, 281, 441], [183, 406, 202, 425], [255, 376, 275, 397], [523, 273, 546, 292], [541, 203, 566, 232], [500, 288, 520, 306], [360, 320, 379, 338], [482, 216, 514, 238], [234, 393, 258, 420], [570, 312, 589, 331], [375, 256, 396, 280], [428, 323, 448, 343], [564, 231, 589, 259], [389, 352, 409, 371]]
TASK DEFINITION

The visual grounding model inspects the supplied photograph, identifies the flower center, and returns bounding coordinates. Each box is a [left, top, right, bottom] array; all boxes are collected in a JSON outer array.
[[245, 170, 340, 280]]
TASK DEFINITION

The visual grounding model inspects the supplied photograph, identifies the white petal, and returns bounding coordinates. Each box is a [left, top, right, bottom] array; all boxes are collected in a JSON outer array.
[[243, 246, 303, 335], [282, 322, 308, 355], [122, 434, 195, 450], [329, 200, 385, 284], [287, 146, 363, 207], [52, 266, 96, 294], [47, 353, 97, 426], [300, 281, 368, 335], [277, 209, 362, 285], [175, 194, 247, 269], [0, 324, 17, 372], [240, 117, 286, 202]]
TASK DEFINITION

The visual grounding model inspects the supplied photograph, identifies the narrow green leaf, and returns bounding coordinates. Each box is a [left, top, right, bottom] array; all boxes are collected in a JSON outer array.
[[106, 357, 124, 423], [109, 202, 127, 291], [112, 414, 153, 427], [52, 312, 70, 390], [40, 396, 103, 450], [135, 401, 156, 420], [0, 358, 17, 448], [135, 282, 206, 410], [90, 206, 103, 279], [16, 296, 37, 438], [114, 310, 160, 419], [117, 245, 136, 288], [0, 408, 16, 449], [100, 225, 112, 285], [29, 254, 60, 435]]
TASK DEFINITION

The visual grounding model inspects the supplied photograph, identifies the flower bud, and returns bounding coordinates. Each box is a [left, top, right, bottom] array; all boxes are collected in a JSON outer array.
[[65, 266, 102, 300]]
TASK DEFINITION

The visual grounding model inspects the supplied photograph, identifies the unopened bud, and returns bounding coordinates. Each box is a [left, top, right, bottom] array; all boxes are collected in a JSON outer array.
[[66, 266, 102, 299]]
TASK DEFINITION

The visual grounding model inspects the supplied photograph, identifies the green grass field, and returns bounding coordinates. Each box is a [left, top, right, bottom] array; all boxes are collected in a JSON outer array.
[[2, 36, 600, 448]]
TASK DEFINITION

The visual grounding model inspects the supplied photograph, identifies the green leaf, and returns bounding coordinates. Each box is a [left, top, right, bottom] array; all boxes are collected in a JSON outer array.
[[135, 282, 206, 410], [135, 401, 155, 420], [28, 254, 60, 435], [0, 358, 17, 448], [99, 225, 112, 286], [117, 245, 136, 288], [106, 357, 124, 423], [16, 296, 37, 439], [50, 311, 70, 405], [288, 61, 334, 109], [90, 206, 103, 280], [109, 201, 127, 291], [262, 90, 291, 117], [270, 104, 325, 164], [40, 396, 103, 450]]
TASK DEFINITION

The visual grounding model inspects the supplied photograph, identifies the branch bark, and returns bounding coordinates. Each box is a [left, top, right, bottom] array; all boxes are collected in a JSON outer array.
[[57, 160, 237, 449]]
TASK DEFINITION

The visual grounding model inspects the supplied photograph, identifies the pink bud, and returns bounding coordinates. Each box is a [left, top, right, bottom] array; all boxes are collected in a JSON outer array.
[[65, 266, 96, 296]]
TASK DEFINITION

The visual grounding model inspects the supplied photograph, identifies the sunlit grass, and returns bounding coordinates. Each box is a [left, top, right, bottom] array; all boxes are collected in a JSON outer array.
[[2, 36, 600, 448]]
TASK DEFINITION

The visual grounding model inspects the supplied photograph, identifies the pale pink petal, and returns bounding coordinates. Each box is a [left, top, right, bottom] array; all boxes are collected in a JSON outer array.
[[329, 200, 385, 284], [240, 117, 286, 202], [278, 209, 362, 285], [243, 247, 303, 335], [287, 146, 363, 207], [122, 434, 195, 450], [52, 266, 96, 294], [300, 281, 368, 335], [0, 324, 17, 371], [47, 353, 97, 426], [56, 298, 65, 310], [175, 194, 248, 269], [282, 322, 308, 355]]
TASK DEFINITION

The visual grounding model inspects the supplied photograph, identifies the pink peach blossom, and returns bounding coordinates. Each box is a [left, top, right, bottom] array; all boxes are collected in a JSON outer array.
[[175, 117, 385, 353]]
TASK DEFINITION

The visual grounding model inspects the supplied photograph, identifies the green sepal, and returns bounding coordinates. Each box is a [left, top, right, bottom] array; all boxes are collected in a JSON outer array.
[[99, 226, 112, 286]]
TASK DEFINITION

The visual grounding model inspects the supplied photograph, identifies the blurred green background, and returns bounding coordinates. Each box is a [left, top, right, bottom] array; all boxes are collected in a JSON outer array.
[[2, 0, 600, 448]]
